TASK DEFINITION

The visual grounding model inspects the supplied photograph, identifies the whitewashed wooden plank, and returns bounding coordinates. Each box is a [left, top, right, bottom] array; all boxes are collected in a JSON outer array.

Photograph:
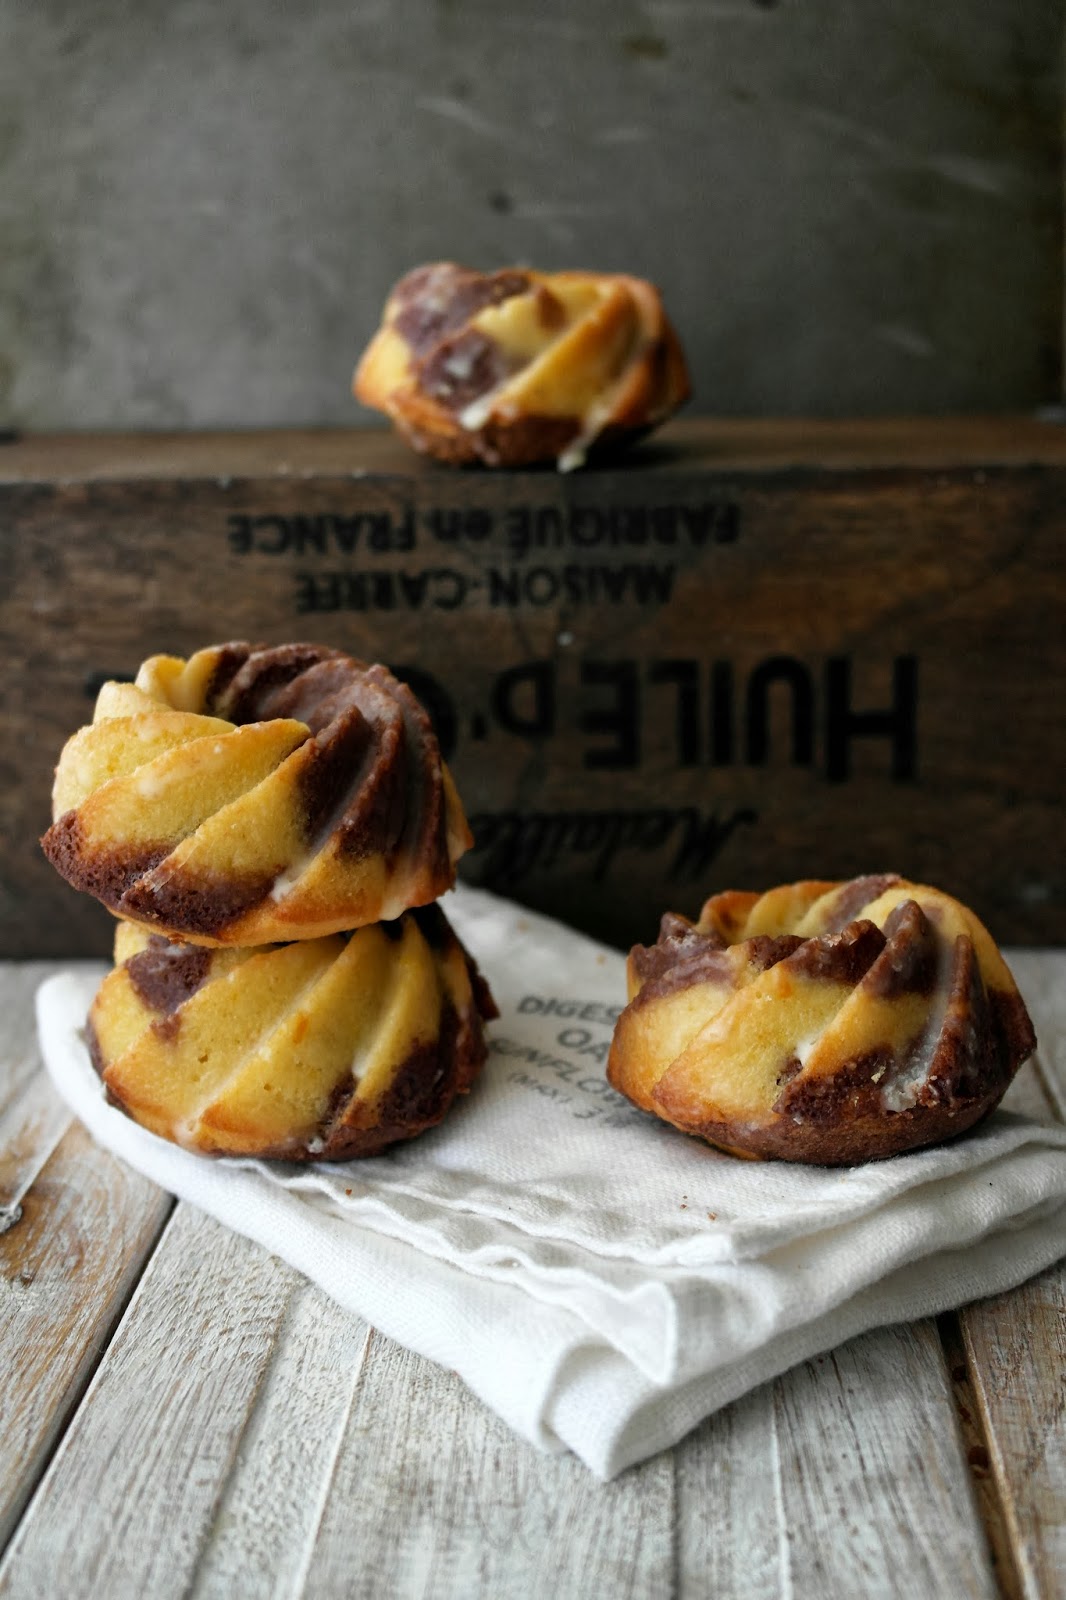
[[1008, 950, 1066, 1119], [939, 1310, 1026, 1600], [0, 962, 74, 1226], [1005, 953, 1062, 1120], [677, 1320, 996, 1599], [957, 950, 1066, 1600], [963, 1264, 1066, 1600], [0, 962, 170, 1552], [4, 1197, 676, 1600], [187, 1279, 372, 1600], [0, 965, 59, 1111], [0, 1121, 171, 1551], [673, 1376, 780, 1598], [0, 1067, 70, 1220], [0, 1208, 299, 1598], [303, 1335, 675, 1600]]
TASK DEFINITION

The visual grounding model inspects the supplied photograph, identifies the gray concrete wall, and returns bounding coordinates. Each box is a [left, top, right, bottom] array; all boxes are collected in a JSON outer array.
[[0, 0, 1061, 430]]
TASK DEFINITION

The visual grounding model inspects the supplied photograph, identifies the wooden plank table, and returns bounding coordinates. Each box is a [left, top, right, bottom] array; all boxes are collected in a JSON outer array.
[[0, 953, 1063, 1600]]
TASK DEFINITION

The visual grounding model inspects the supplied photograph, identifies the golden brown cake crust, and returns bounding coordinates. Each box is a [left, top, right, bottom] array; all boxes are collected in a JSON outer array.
[[354, 262, 690, 468], [89, 905, 497, 1161], [608, 876, 1036, 1166], [42, 642, 473, 946]]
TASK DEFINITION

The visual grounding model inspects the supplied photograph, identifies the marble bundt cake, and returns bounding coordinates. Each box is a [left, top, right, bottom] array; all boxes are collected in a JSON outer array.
[[89, 904, 496, 1159], [354, 262, 690, 469], [608, 875, 1036, 1165], [42, 642, 472, 945]]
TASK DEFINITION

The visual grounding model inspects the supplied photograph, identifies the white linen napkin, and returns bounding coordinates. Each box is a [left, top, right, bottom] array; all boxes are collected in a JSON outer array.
[[37, 885, 1066, 1479]]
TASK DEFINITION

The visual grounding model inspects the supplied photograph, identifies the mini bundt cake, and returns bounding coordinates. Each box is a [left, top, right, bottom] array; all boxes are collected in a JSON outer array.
[[42, 642, 472, 945], [608, 875, 1037, 1165], [354, 262, 690, 469], [88, 904, 497, 1159]]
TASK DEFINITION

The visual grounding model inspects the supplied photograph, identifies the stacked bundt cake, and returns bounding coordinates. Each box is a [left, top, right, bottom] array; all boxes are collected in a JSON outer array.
[[608, 875, 1036, 1165], [43, 641, 472, 943], [354, 262, 690, 469], [43, 642, 495, 1160]]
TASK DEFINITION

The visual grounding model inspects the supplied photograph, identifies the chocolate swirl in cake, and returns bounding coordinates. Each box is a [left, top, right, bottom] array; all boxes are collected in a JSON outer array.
[[354, 261, 691, 469], [609, 876, 1036, 1165], [42, 642, 472, 945], [89, 909, 496, 1161]]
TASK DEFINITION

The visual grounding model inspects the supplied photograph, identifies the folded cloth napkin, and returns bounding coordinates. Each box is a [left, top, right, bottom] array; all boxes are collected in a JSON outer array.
[[38, 886, 1066, 1479]]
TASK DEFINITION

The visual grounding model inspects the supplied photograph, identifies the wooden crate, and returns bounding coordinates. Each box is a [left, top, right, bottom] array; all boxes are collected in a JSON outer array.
[[2, 418, 1063, 957]]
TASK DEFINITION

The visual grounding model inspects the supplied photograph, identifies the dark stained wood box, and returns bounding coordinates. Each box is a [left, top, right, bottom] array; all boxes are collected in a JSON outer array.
[[2, 417, 1063, 957]]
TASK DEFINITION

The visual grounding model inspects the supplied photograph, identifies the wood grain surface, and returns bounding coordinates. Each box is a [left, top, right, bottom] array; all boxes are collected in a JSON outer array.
[[0, 963, 171, 1550], [187, 1281, 373, 1600], [0, 964, 70, 1226], [3, 419, 1064, 956], [964, 1270, 1066, 1600], [957, 954, 1066, 1600], [6, 418, 1066, 481], [675, 1321, 997, 1600], [0, 1208, 1014, 1600], [301, 1335, 676, 1600], [0, 1207, 300, 1597], [0, 947, 1062, 1597]]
